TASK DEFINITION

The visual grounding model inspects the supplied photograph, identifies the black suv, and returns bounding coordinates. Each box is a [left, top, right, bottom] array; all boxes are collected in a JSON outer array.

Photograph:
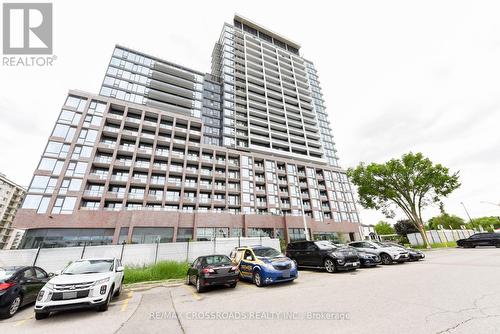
[[285, 240, 360, 273], [457, 233, 500, 248]]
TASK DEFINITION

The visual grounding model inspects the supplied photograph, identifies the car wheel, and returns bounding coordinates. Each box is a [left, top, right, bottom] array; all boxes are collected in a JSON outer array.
[[324, 258, 336, 273], [97, 285, 113, 312], [380, 253, 392, 265], [229, 282, 237, 288], [114, 280, 123, 297], [35, 312, 49, 320], [253, 271, 263, 287], [3, 295, 22, 318], [196, 277, 205, 293]]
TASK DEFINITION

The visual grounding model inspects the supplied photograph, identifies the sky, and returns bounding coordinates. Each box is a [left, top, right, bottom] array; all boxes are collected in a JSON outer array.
[[1, 0, 499, 225]]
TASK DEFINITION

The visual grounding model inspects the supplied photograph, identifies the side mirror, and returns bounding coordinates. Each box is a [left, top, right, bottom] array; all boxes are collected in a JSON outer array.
[[116, 266, 125, 272], [48, 272, 55, 278], [245, 256, 253, 261]]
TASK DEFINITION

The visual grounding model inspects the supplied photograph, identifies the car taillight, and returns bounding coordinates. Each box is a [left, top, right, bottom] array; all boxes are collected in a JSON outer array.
[[0, 282, 15, 291], [202, 268, 215, 274]]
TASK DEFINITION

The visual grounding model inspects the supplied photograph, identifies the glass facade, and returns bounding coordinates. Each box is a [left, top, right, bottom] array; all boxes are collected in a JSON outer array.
[[20, 228, 114, 249]]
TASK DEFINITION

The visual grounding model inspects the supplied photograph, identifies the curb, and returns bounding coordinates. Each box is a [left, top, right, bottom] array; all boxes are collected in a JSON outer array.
[[124, 279, 184, 292]]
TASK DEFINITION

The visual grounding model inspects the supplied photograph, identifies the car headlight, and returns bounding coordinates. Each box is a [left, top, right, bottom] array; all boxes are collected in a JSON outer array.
[[37, 290, 45, 301], [92, 277, 110, 286], [337, 258, 345, 264], [44, 282, 54, 290]]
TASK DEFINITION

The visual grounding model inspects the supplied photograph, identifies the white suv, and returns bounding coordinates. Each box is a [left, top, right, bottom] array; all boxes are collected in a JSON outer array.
[[348, 241, 409, 265], [34, 258, 125, 320]]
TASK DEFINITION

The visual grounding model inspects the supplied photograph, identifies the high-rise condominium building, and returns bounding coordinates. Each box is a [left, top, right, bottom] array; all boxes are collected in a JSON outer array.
[[0, 173, 26, 249], [14, 15, 361, 248]]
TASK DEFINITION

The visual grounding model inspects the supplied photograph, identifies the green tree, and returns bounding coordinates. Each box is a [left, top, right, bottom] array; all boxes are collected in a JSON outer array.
[[347, 152, 460, 248], [428, 214, 465, 230], [374, 221, 395, 235], [394, 219, 419, 236], [468, 216, 500, 231]]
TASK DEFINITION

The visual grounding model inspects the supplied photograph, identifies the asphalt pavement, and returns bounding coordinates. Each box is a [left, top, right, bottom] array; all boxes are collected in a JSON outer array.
[[2, 247, 500, 334]]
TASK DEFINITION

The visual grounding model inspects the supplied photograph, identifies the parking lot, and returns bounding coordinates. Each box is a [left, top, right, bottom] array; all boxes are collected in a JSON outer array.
[[2, 248, 500, 334]]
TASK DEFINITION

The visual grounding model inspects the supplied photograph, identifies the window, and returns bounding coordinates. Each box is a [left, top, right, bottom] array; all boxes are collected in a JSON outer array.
[[38, 158, 64, 175], [51, 197, 77, 214], [65, 96, 87, 111], [77, 129, 98, 144], [58, 109, 81, 125], [22, 195, 43, 209], [176, 228, 193, 242], [131, 227, 174, 244], [52, 124, 76, 142], [29, 175, 57, 193], [34, 268, 47, 279], [65, 162, 88, 177], [72, 145, 93, 159], [45, 141, 70, 158]]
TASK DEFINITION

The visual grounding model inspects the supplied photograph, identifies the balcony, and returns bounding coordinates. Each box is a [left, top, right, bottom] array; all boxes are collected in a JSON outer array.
[[165, 196, 180, 203], [125, 117, 141, 124], [151, 178, 166, 185], [134, 162, 150, 169], [137, 147, 153, 156], [200, 170, 212, 177], [186, 154, 199, 162], [199, 183, 212, 190], [147, 194, 163, 201], [155, 149, 169, 157], [184, 183, 197, 189], [128, 193, 144, 200], [280, 203, 290, 209], [110, 175, 128, 182], [88, 173, 108, 181], [185, 168, 198, 175], [199, 197, 211, 204], [107, 191, 125, 199], [115, 160, 132, 167], [118, 145, 135, 153], [98, 142, 117, 150], [169, 166, 183, 173], [183, 197, 196, 204], [130, 177, 147, 184], [214, 171, 226, 179], [83, 190, 103, 197], [170, 151, 185, 160], [94, 157, 112, 165], [152, 164, 167, 171], [214, 185, 226, 192]]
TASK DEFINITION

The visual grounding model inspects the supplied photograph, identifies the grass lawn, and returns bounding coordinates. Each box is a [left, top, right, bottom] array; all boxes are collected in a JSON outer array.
[[413, 241, 457, 249], [124, 261, 189, 284]]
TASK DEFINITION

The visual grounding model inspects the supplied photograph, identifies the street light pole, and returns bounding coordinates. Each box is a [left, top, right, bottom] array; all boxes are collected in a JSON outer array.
[[460, 202, 473, 224]]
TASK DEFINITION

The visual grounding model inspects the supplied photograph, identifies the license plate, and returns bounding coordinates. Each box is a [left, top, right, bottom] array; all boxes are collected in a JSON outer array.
[[62, 291, 77, 299], [282, 270, 290, 278], [351, 262, 358, 266]]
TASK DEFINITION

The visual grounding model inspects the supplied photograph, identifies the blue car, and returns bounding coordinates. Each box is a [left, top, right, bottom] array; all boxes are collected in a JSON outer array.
[[230, 246, 298, 287]]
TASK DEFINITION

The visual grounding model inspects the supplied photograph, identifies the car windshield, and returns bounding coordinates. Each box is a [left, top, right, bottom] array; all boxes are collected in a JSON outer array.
[[252, 247, 282, 258], [0, 268, 16, 280], [63, 260, 114, 275], [204, 255, 232, 266], [314, 241, 337, 250]]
